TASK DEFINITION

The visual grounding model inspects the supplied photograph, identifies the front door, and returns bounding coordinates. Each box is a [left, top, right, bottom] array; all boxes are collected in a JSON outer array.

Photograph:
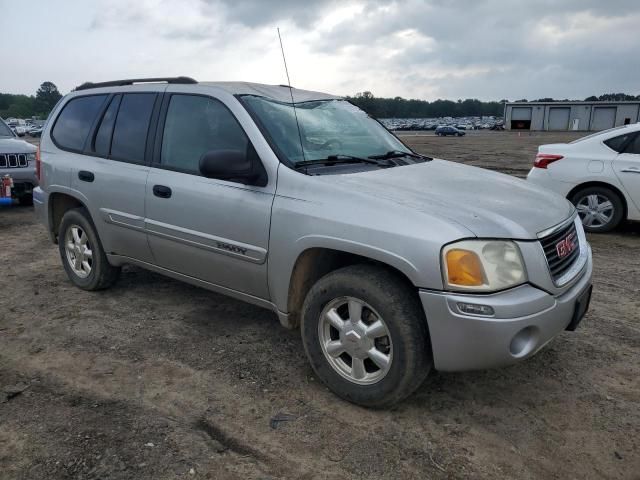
[[144, 92, 274, 299]]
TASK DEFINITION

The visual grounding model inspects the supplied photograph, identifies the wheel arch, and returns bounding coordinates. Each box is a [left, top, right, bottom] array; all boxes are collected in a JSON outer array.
[[48, 191, 90, 243], [567, 181, 629, 221], [282, 245, 421, 330]]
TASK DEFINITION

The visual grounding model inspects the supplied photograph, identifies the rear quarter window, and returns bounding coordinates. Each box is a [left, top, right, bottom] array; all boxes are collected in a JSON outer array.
[[624, 134, 640, 154], [604, 133, 635, 153], [51, 95, 108, 151]]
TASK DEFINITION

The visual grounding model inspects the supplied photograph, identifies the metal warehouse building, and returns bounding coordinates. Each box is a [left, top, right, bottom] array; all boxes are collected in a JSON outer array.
[[504, 101, 640, 131]]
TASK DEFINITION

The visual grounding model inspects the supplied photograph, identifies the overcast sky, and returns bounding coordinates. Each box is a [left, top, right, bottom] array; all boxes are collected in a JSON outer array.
[[2, 0, 639, 100]]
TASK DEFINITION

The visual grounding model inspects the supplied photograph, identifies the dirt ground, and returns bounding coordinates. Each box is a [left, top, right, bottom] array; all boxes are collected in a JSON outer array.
[[1, 132, 638, 479]]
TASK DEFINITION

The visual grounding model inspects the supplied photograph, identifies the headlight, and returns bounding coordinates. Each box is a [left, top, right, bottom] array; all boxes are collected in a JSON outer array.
[[27, 153, 36, 162], [442, 240, 526, 292]]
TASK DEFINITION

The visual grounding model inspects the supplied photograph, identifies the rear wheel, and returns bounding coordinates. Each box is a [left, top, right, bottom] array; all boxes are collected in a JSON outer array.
[[570, 186, 624, 233], [301, 264, 432, 408], [58, 208, 120, 290]]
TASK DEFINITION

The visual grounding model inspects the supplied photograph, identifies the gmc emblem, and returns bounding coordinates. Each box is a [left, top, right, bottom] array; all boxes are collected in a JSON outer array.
[[556, 232, 577, 259]]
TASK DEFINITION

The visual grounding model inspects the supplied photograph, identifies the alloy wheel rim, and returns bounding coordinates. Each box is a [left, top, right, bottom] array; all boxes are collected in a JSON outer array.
[[576, 194, 614, 228], [318, 297, 393, 385], [64, 225, 93, 278]]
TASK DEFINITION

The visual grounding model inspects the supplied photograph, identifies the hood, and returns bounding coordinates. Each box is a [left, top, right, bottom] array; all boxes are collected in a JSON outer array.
[[325, 159, 574, 239], [0, 137, 37, 154]]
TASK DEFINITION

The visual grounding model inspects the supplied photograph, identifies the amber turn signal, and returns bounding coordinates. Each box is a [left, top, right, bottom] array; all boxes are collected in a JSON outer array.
[[445, 249, 485, 287]]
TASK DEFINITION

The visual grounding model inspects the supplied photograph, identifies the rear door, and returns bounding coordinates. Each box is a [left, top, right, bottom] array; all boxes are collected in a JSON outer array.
[[144, 91, 274, 299], [69, 87, 162, 263], [613, 133, 640, 211]]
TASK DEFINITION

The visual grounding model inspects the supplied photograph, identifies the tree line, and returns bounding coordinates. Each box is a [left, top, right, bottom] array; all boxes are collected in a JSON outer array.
[[1, 82, 638, 120], [0, 82, 62, 119], [347, 91, 640, 118]]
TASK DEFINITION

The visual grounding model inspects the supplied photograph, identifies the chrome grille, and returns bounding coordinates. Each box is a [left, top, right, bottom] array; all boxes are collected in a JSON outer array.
[[540, 220, 580, 282], [0, 153, 28, 168]]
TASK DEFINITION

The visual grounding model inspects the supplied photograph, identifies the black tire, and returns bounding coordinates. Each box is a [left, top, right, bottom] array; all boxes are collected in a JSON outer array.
[[301, 264, 432, 408], [570, 186, 625, 233], [58, 207, 120, 290], [18, 194, 33, 206]]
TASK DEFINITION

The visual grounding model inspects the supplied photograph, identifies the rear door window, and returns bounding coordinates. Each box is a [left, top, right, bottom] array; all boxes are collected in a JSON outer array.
[[52, 95, 108, 151], [110, 93, 157, 163]]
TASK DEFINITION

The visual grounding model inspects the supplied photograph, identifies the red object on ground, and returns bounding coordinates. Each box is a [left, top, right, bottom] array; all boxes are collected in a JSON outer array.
[[1, 175, 14, 203]]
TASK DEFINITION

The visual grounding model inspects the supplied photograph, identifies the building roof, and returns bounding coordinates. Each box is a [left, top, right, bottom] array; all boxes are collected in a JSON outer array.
[[200, 81, 341, 103], [507, 100, 640, 106]]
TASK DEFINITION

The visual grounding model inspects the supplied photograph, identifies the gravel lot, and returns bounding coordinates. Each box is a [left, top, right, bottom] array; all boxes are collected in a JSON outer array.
[[1, 131, 638, 479]]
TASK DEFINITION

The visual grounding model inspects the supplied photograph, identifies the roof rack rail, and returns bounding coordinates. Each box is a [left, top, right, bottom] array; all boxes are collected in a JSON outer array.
[[75, 76, 197, 91]]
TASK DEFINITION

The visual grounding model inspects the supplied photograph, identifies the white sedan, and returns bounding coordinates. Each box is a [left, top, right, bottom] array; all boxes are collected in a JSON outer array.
[[527, 123, 640, 232]]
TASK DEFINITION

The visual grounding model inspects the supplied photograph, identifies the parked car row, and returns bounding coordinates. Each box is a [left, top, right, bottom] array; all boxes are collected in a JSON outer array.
[[4, 117, 45, 137], [380, 117, 505, 132]]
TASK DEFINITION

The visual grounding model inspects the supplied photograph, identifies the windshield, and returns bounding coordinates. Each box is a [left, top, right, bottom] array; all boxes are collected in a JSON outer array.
[[0, 119, 14, 137], [241, 96, 411, 164]]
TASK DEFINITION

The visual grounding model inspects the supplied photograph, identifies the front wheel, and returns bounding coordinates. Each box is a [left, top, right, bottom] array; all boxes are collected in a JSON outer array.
[[301, 264, 432, 408], [570, 186, 624, 233]]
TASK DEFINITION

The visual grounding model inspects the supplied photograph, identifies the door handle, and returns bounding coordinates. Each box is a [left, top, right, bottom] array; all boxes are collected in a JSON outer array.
[[621, 168, 640, 174], [78, 170, 94, 182], [153, 185, 172, 198]]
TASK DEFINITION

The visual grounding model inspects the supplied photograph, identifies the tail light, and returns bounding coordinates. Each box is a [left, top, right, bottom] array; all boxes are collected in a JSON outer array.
[[35, 145, 41, 181], [534, 153, 564, 169]]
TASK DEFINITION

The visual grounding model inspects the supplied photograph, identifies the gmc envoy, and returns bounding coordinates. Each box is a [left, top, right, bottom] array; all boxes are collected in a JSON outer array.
[[34, 77, 593, 407]]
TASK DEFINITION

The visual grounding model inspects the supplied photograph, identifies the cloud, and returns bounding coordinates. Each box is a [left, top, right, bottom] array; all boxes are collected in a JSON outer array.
[[1, 0, 639, 101]]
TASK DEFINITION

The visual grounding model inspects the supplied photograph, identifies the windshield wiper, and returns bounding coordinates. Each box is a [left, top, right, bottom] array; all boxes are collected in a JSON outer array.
[[368, 150, 431, 161], [294, 155, 389, 169]]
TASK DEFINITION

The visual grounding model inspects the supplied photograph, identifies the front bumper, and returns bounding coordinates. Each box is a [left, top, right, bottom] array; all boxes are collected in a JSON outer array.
[[0, 163, 38, 185], [420, 245, 593, 371]]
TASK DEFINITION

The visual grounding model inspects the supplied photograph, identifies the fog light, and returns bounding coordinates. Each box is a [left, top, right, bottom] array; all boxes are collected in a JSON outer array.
[[509, 326, 539, 357], [457, 302, 495, 316]]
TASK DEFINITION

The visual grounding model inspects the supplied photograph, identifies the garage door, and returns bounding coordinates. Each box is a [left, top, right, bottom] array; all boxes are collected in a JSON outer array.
[[511, 107, 532, 120], [548, 108, 570, 130], [510, 107, 532, 129], [591, 107, 616, 131]]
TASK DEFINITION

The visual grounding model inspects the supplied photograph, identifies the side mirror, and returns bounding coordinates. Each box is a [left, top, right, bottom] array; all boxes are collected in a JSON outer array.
[[199, 148, 266, 186]]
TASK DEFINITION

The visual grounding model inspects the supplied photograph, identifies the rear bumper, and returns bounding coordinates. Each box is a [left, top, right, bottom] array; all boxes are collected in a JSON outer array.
[[419, 249, 593, 372], [33, 187, 52, 239]]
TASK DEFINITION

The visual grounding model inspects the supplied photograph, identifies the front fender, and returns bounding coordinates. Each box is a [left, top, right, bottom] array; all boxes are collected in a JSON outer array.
[[269, 234, 424, 315]]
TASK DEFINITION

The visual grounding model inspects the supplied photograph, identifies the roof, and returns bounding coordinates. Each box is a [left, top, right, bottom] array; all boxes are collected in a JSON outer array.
[[72, 77, 341, 103], [200, 81, 341, 103]]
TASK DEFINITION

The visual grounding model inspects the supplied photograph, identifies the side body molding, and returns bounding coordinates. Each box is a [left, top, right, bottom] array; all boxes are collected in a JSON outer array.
[[144, 218, 267, 264]]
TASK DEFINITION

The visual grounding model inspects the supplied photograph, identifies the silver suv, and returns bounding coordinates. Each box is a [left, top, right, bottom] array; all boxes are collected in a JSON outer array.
[[34, 78, 593, 407], [1, 116, 38, 205]]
